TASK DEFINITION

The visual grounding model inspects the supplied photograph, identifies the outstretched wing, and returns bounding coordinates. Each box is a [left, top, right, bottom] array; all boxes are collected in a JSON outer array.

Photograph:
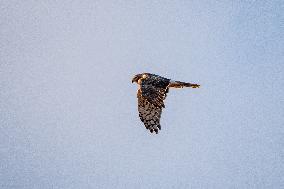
[[137, 83, 169, 134], [137, 89, 163, 134]]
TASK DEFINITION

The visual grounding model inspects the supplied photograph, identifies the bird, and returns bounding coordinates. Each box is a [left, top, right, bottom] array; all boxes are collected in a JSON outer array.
[[132, 73, 200, 134]]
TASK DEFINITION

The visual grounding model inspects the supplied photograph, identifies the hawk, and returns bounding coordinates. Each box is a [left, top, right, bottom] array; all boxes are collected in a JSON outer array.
[[132, 73, 200, 134]]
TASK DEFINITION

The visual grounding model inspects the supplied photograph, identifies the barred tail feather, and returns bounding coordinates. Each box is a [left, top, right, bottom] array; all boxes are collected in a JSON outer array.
[[168, 81, 200, 88]]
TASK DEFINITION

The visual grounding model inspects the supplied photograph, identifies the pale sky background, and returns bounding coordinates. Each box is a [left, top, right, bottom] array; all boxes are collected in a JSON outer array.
[[0, 1, 283, 188]]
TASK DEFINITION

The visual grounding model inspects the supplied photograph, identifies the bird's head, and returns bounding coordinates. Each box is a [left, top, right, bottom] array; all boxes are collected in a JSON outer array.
[[132, 73, 148, 84]]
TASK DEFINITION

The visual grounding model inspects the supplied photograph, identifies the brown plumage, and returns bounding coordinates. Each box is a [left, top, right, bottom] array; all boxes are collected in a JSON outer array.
[[132, 73, 200, 134]]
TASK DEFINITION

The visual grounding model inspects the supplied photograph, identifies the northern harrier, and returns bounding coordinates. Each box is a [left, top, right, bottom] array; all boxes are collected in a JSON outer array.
[[132, 73, 200, 134]]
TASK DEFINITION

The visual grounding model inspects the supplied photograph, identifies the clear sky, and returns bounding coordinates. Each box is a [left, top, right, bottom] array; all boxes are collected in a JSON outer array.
[[1, 1, 283, 188]]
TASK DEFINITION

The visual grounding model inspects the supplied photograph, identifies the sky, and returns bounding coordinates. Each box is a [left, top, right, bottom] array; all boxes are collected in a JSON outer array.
[[0, 0, 283, 188]]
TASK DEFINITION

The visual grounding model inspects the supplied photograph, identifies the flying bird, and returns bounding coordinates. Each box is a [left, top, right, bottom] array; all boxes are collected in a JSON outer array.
[[132, 73, 200, 134]]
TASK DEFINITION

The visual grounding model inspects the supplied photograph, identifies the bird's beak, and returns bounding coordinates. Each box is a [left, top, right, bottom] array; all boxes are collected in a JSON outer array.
[[132, 75, 138, 83]]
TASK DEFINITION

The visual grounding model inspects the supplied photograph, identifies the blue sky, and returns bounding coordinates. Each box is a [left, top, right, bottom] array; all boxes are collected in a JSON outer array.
[[0, 1, 283, 188]]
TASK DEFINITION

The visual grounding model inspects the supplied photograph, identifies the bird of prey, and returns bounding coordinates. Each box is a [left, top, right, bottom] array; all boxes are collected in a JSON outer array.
[[132, 73, 200, 134]]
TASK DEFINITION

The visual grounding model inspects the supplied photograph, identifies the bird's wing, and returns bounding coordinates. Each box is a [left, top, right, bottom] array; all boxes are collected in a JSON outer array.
[[140, 83, 169, 108], [137, 89, 163, 134]]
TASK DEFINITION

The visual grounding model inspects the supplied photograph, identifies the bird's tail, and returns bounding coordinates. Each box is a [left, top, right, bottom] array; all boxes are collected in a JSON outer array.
[[168, 81, 200, 88]]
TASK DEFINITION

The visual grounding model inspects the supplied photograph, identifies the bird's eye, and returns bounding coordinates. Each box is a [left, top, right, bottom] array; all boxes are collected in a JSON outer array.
[[142, 74, 147, 79]]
